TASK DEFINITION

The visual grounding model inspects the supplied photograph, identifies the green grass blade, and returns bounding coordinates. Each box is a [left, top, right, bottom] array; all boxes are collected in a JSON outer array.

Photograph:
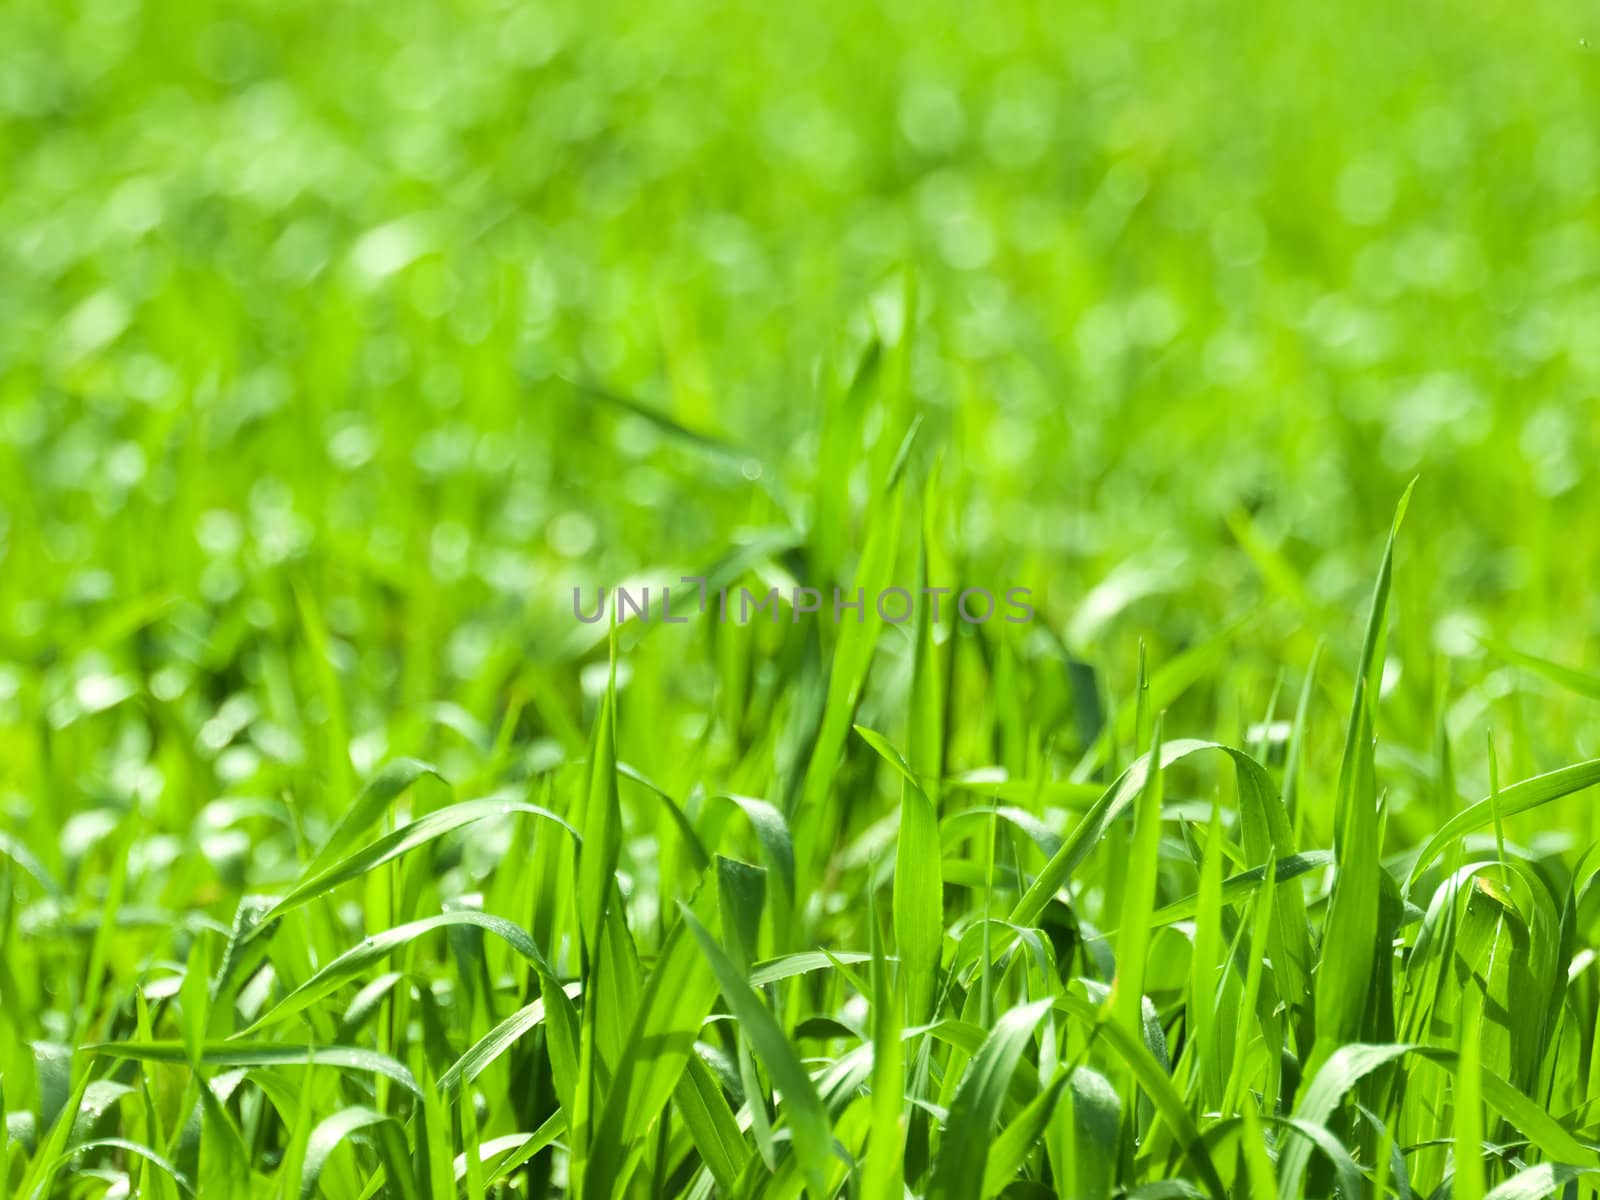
[[1455, 985, 1486, 1200], [260, 798, 574, 927], [982, 1069, 1067, 1196], [1053, 994, 1226, 1200], [85, 1042, 423, 1099], [586, 897, 723, 1198], [578, 641, 621, 954], [1481, 637, 1600, 702], [300, 758, 444, 882], [799, 481, 905, 815], [929, 998, 1053, 1200], [439, 984, 581, 1100], [1146, 851, 1333, 927], [1111, 717, 1164, 1039], [1407, 757, 1600, 888], [240, 911, 553, 1035], [299, 1107, 417, 1200], [457, 1113, 567, 1189], [896, 784, 942, 1024], [1484, 1164, 1600, 1200], [1313, 682, 1380, 1055], [672, 1052, 749, 1194], [680, 905, 833, 1196]]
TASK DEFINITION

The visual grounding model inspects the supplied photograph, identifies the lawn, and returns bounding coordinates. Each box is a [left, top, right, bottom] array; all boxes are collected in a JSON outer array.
[[3, 0, 1600, 1195]]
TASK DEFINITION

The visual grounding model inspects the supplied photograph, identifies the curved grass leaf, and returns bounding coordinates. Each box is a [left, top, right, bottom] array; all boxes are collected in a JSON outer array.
[[680, 905, 833, 1196], [40, 1137, 195, 1198], [453, 1112, 567, 1187], [240, 911, 554, 1035], [303, 758, 444, 882], [438, 982, 583, 1100], [578, 649, 620, 953], [1053, 994, 1226, 1200], [1481, 637, 1600, 702], [1143, 851, 1333, 928], [84, 1042, 422, 1099], [1281, 1042, 1600, 1199], [260, 798, 575, 928], [1206, 1115, 1361, 1200], [299, 1107, 417, 1200], [1407, 757, 1600, 889], [1484, 1163, 1600, 1200], [712, 793, 796, 908], [749, 951, 875, 987], [930, 997, 1052, 1200], [618, 763, 711, 872], [1011, 733, 1316, 1056]]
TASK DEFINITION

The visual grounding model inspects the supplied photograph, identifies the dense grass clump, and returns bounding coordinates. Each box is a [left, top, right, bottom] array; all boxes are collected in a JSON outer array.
[[4, 0, 1600, 1196]]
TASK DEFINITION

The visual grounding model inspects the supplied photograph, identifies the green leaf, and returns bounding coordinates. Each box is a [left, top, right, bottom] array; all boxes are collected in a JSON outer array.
[[1053, 993, 1227, 1200], [299, 1107, 417, 1200], [860, 727, 941, 1026], [1351, 479, 1414, 722], [38, 1137, 195, 1198], [1009, 739, 1301, 933], [585, 892, 723, 1199], [982, 1069, 1068, 1197], [1221, 858, 1276, 1116], [1110, 716, 1164, 1038], [716, 856, 766, 969], [259, 797, 574, 928], [179, 933, 211, 1066], [745, 951, 872, 987], [680, 905, 834, 1196], [578, 647, 622, 953], [1407, 757, 1600, 888], [438, 984, 582, 1100], [929, 998, 1053, 1200], [1279, 1043, 1600, 1199], [1146, 851, 1332, 927], [1484, 1164, 1600, 1200], [239, 911, 554, 1035], [672, 1051, 749, 1194], [562, 377, 761, 475], [863, 874, 904, 1200], [1455, 986, 1486, 1200], [1059, 1067, 1121, 1200], [302, 758, 445, 882], [1313, 682, 1380, 1054], [908, 484, 947, 803], [618, 763, 711, 872], [455, 1112, 567, 1189], [1481, 637, 1600, 702], [800, 481, 905, 814], [85, 1042, 423, 1099], [712, 793, 795, 915]]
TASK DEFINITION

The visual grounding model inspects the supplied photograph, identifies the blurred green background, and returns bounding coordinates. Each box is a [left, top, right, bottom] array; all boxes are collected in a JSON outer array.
[[2, 0, 1598, 869]]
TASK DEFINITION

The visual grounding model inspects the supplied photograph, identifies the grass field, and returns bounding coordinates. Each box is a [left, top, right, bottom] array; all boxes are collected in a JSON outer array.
[[4, 0, 1600, 1196]]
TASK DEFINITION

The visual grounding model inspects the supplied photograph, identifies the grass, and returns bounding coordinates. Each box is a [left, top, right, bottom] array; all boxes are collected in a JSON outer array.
[[4, 0, 1600, 1195]]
